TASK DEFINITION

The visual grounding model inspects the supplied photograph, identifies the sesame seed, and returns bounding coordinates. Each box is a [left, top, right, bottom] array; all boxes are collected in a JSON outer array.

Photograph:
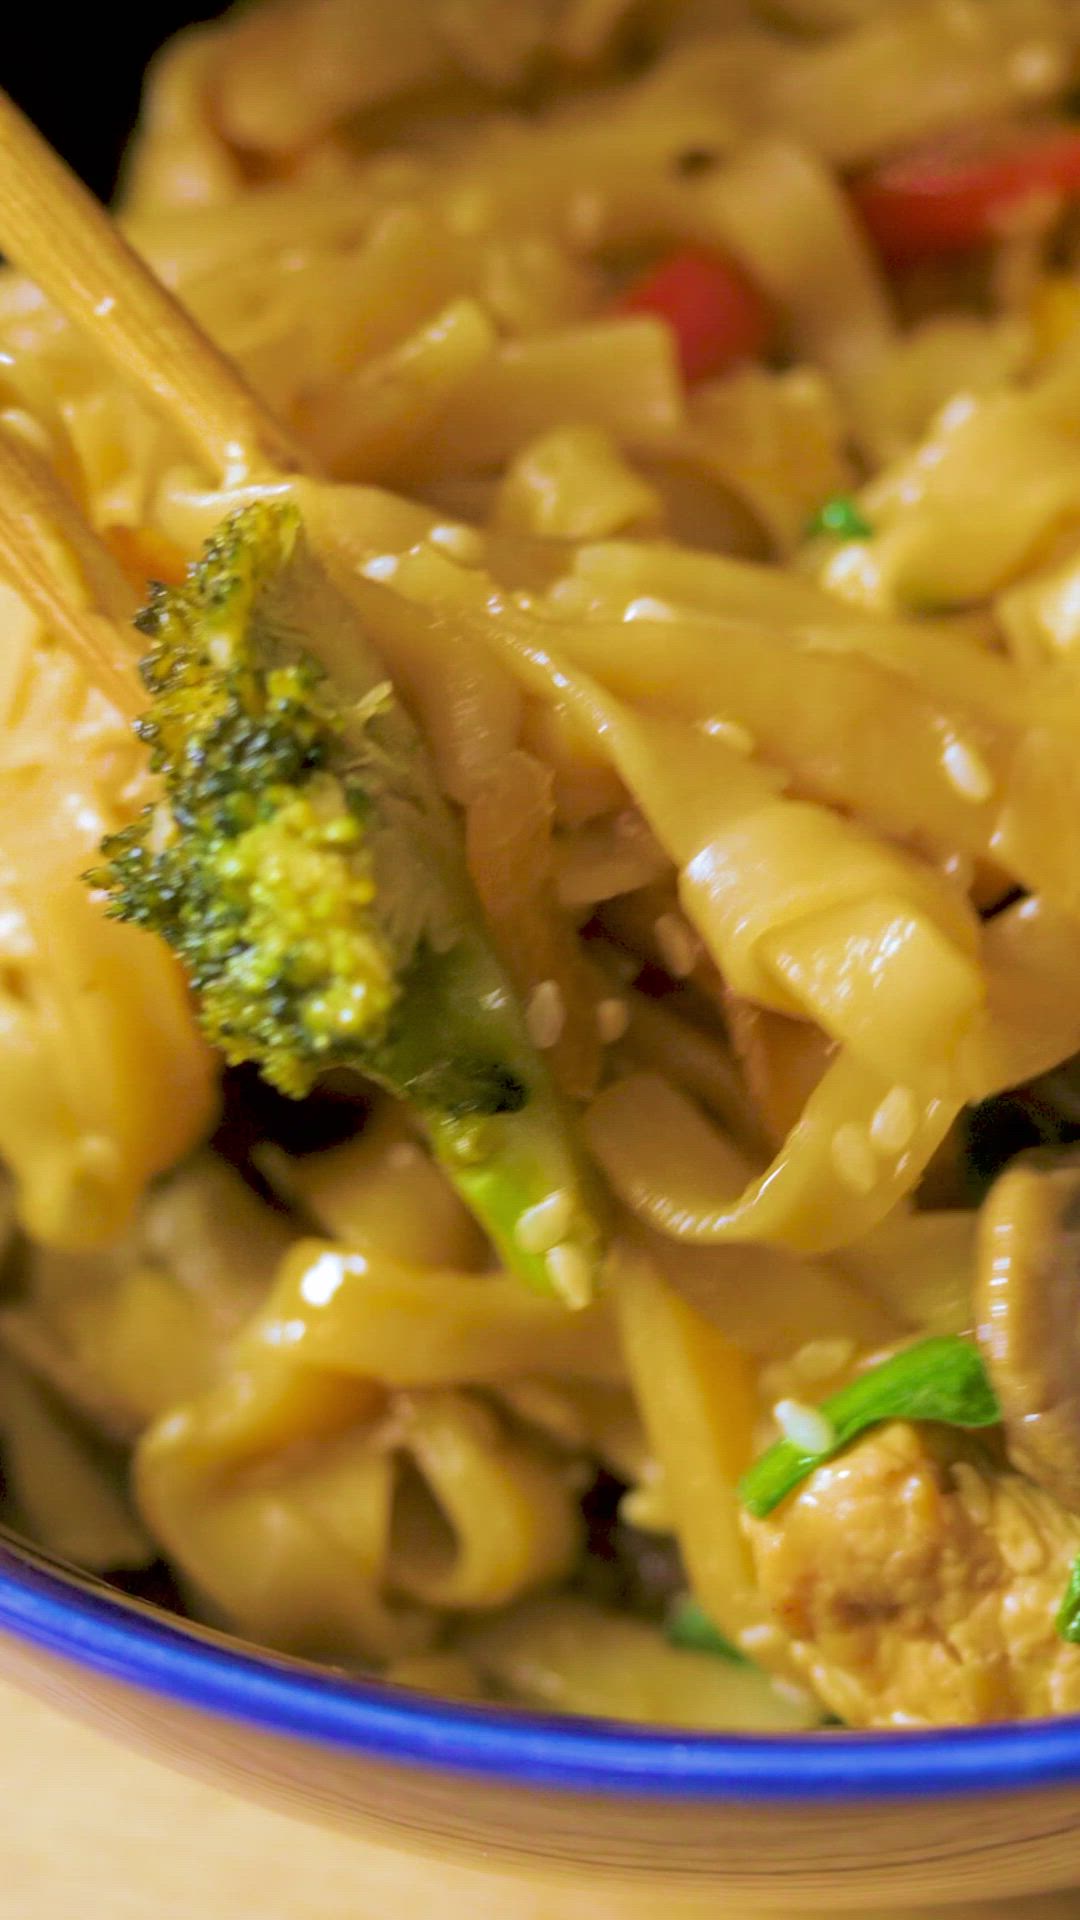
[[596, 996, 630, 1044], [545, 1242, 592, 1309], [951, 1460, 991, 1527], [428, 523, 483, 566], [221, 442, 250, 489], [546, 576, 591, 613], [619, 1480, 674, 1532], [623, 595, 678, 623], [869, 1084, 918, 1155], [516, 1189, 573, 1256], [792, 1337, 856, 1385], [773, 1398, 836, 1457], [996, 1504, 1046, 1575], [822, 542, 882, 603], [75, 1133, 121, 1181], [941, 738, 994, 803], [1010, 39, 1064, 95], [772, 1678, 817, 1711], [360, 553, 399, 582], [526, 979, 565, 1049], [654, 912, 701, 980], [387, 1141, 422, 1170], [831, 1122, 878, 1195], [700, 716, 756, 756], [938, 393, 977, 434], [738, 1623, 785, 1658]]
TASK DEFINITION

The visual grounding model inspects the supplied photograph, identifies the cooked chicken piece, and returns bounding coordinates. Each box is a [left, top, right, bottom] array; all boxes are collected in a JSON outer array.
[[745, 1420, 1080, 1726]]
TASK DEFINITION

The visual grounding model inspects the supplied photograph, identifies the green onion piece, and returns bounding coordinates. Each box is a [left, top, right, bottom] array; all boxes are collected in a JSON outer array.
[[665, 1596, 747, 1663], [739, 1336, 1001, 1520], [806, 495, 873, 541], [1057, 1555, 1080, 1644]]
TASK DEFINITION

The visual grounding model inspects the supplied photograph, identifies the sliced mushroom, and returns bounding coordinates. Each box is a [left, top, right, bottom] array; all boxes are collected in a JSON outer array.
[[976, 1147, 1080, 1512]]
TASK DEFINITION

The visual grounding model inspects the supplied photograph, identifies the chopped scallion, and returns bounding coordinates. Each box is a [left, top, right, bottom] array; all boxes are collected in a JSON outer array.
[[806, 495, 873, 541], [665, 1596, 747, 1663], [1057, 1554, 1080, 1644], [739, 1336, 1000, 1519]]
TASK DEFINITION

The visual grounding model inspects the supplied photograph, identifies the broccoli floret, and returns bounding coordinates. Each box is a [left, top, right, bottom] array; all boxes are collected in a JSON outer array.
[[91, 501, 603, 1301]]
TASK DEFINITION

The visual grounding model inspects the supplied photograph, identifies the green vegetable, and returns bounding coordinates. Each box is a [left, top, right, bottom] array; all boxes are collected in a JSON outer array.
[[806, 495, 873, 541], [1056, 1555, 1080, 1644], [666, 1596, 747, 1663], [739, 1336, 1001, 1519], [91, 500, 603, 1299]]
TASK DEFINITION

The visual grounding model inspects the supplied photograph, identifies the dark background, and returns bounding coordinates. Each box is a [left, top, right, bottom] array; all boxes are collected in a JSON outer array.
[[6, 6, 218, 195]]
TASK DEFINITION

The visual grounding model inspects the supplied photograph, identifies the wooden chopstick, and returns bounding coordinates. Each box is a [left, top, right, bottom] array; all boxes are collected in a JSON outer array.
[[0, 89, 312, 485], [0, 430, 142, 717], [0, 423, 137, 626], [0, 92, 320, 712]]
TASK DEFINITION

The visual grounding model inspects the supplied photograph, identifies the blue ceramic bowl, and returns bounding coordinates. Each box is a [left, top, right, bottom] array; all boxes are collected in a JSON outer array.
[[2, 1533, 1080, 1912]]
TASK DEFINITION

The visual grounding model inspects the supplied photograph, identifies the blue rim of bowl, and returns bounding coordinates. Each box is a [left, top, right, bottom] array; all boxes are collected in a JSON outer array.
[[2, 1540, 1079, 1802]]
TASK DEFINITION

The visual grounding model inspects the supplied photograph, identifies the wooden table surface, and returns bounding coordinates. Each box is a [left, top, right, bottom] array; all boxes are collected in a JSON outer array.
[[2, 1675, 1079, 1920]]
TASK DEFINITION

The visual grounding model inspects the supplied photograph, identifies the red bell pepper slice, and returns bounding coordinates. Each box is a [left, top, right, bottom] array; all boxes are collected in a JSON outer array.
[[853, 122, 1080, 264], [617, 245, 773, 383]]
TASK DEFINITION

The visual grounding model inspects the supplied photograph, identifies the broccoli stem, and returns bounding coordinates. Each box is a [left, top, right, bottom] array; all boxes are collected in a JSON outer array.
[[373, 930, 603, 1303], [91, 501, 605, 1302]]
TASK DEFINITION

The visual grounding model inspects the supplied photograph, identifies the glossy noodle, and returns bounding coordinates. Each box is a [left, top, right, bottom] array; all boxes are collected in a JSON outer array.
[[1, 0, 1080, 1732]]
